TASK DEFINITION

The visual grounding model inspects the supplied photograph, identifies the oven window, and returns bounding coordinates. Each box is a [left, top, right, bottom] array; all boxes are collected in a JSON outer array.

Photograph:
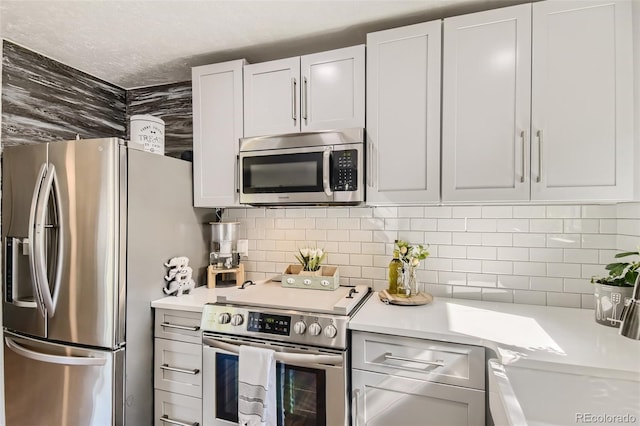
[[243, 152, 323, 193], [215, 353, 327, 426]]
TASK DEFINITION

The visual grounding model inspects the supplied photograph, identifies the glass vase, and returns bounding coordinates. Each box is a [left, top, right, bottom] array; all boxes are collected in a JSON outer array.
[[397, 264, 417, 297]]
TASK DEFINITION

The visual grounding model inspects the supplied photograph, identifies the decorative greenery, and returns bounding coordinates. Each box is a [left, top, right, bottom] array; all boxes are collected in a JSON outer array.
[[395, 240, 430, 268], [295, 247, 327, 272], [591, 249, 639, 287]]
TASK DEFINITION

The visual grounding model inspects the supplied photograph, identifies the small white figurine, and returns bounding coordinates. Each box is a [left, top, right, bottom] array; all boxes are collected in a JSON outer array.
[[164, 256, 195, 296]]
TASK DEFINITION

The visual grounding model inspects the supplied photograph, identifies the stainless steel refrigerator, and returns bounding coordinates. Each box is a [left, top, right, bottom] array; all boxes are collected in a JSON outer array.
[[1, 138, 210, 425]]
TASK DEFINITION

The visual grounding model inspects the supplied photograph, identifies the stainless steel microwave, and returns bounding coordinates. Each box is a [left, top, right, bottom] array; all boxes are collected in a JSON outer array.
[[239, 128, 364, 206]]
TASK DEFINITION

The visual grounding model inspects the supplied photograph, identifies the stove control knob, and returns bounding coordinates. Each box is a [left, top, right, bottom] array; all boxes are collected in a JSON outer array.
[[293, 321, 307, 335], [308, 322, 322, 336], [323, 324, 338, 339], [218, 312, 231, 324], [231, 314, 244, 326]]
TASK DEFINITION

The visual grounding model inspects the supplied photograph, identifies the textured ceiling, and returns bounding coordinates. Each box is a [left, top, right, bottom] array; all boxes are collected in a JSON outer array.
[[0, 0, 521, 89]]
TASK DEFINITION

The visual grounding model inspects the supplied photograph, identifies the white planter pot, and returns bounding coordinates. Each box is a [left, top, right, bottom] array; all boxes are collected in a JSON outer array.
[[593, 283, 634, 328]]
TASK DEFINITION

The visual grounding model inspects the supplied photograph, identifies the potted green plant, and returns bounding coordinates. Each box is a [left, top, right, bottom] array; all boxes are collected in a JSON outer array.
[[591, 249, 639, 327]]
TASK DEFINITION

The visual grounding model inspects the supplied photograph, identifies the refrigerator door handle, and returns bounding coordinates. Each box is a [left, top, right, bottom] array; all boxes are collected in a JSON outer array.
[[5, 336, 107, 366], [33, 164, 63, 317], [28, 163, 48, 317]]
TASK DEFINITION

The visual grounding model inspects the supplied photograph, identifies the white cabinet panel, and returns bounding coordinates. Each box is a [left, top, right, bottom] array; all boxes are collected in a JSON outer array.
[[352, 369, 485, 426], [244, 57, 300, 137], [530, 0, 633, 201], [442, 4, 531, 202], [366, 21, 441, 205], [301, 45, 365, 131], [244, 46, 364, 138], [192, 60, 245, 207], [154, 389, 202, 426], [154, 339, 202, 398]]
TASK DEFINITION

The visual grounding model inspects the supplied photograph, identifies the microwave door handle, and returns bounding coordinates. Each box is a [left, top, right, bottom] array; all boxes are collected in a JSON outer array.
[[322, 149, 333, 197], [204, 338, 343, 366]]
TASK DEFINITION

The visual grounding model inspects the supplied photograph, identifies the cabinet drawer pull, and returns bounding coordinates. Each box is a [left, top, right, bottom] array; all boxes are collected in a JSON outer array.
[[384, 352, 444, 368], [160, 364, 200, 375], [160, 414, 199, 426], [161, 322, 200, 332]]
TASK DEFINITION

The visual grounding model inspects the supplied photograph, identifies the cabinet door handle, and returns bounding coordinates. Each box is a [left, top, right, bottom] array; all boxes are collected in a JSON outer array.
[[292, 77, 297, 121], [160, 322, 200, 332], [520, 130, 527, 183], [160, 364, 200, 375], [384, 352, 445, 367], [536, 130, 543, 183], [160, 414, 199, 426], [352, 388, 361, 426], [303, 76, 308, 121]]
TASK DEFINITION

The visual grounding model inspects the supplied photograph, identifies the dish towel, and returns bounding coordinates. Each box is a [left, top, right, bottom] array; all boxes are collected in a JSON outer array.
[[238, 345, 277, 426]]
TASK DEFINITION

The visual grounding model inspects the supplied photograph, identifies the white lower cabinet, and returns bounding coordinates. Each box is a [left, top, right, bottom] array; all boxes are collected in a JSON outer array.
[[351, 331, 485, 426], [154, 309, 203, 426]]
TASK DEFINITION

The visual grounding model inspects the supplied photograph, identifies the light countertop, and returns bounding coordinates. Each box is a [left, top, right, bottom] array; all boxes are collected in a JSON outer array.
[[349, 293, 640, 379], [151, 285, 228, 312]]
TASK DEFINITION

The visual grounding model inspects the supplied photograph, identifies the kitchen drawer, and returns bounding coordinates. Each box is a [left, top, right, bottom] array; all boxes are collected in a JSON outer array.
[[155, 308, 202, 344], [154, 338, 202, 398], [352, 331, 485, 390], [154, 389, 202, 426], [352, 369, 485, 426]]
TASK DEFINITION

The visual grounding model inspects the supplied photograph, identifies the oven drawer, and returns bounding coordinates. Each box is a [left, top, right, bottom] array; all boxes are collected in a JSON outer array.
[[155, 309, 202, 344], [154, 389, 202, 426], [352, 331, 485, 390], [154, 338, 202, 398]]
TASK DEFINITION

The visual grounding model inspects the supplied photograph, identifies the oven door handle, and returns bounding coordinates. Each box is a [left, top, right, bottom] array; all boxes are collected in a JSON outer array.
[[205, 338, 343, 366]]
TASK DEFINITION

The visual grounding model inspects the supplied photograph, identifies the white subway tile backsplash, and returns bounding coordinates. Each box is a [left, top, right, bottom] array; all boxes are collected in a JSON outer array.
[[481, 233, 512, 247], [230, 202, 630, 310], [497, 247, 529, 261], [513, 205, 545, 218], [546, 205, 581, 218], [467, 218, 497, 232], [452, 206, 482, 218], [482, 288, 514, 303], [563, 249, 599, 264], [530, 219, 563, 233], [514, 290, 547, 305], [437, 219, 467, 232], [468, 246, 497, 260], [530, 277, 563, 292], [481, 206, 513, 218], [546, 292, 581, 308], [496, 219, 529, 233], [453, 232, 483, 246]]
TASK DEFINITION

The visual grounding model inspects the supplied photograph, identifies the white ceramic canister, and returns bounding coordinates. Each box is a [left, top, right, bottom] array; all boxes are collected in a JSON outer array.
[[129, 114, 165, 154]]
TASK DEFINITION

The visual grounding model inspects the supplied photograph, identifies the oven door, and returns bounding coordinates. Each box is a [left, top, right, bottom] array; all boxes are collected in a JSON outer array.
[[239, 146, 333, 205], [202, 334, 348, 426]]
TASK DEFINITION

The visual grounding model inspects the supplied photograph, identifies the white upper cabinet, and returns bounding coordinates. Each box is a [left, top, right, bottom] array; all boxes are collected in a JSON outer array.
[[192, 60, 246, 207], [530, 0, 633, 201], [366, 21, 442, 205], [442, 0, 633, 203], [442, 4, 532, 202], [243, 45, 364, 137]]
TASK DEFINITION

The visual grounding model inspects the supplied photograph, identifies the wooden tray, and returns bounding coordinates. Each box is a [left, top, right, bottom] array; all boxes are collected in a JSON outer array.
[[379, 289, 433, 306]]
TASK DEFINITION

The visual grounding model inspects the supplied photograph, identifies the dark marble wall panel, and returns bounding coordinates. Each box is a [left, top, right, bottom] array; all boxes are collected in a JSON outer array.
[[126, 82, 192, 159], [1, 40, 126, 146]]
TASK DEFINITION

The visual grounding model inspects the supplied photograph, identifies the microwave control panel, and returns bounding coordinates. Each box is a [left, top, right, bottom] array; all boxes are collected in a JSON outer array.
[[332, 149, 358, 191]]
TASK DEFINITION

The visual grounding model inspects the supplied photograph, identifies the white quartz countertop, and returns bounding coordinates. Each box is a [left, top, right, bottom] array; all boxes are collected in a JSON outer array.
[[349, 293, 640, 379], [151, 285, 229, 312]]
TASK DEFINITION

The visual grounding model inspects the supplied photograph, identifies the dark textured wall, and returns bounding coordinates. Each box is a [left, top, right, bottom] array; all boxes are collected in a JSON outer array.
[[1, 40, 194, 158], [126, 82, 192, 158], [1, 40, 126, 146]]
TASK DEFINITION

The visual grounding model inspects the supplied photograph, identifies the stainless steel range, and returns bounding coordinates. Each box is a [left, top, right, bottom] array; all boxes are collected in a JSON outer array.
[[201, 281, 370, 426]]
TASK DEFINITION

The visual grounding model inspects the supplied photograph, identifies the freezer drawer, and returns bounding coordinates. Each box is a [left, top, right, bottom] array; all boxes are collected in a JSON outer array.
[[155, 389, 202, 426], [3, 331, 124, 426], [155, 308, 202, 344]]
